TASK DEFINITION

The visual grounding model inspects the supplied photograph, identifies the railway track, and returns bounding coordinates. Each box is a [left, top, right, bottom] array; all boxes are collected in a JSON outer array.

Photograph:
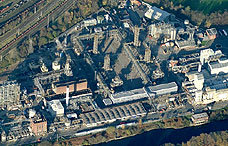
[[0, 0, 75, 57]]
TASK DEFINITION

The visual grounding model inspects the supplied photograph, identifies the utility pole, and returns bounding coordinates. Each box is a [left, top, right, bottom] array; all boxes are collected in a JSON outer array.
[[17, 28, 20, 36]]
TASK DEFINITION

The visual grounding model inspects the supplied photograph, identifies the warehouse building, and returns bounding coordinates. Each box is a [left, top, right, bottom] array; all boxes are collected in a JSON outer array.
[[191, 112, 208, 125], [80, 103, 146, 127], [110, 88, 148, 104], [147, 82, 178, 97]]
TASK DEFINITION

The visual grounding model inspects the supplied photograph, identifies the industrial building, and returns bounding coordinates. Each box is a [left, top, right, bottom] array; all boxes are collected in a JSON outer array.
[[52, 79, 88, 95], [208, 57, 228, 75], [200, 49, 222, 65], [110, 88, 148, 104], [147, 82, 178, 97], [80, 102, 146, 127], [191, 112, 208, 125], [30, 113, 47, 136], [145, 6, 171, 21], [0, 80, 21, 108], [149, 23, 176, 42], [193, 73, 204, 90], [194, 86, 228, 105], [48, 100, 64, 117]]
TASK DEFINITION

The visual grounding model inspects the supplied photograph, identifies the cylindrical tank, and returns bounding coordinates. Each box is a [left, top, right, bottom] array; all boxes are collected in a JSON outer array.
[[184, 19, 189, 25], [29, 109, 36, 118]]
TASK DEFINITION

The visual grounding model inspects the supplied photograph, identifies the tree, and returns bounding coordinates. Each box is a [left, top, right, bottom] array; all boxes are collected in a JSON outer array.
[[106, 126, 116, 135], [102, 0, 108, 6], [205, 20, 212, 28], [38, 37, 48, 46], [82, 140, 90, 145]]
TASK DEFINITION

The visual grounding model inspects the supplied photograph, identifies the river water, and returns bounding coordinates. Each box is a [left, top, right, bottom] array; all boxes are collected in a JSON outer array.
[[97, 119, 228, 146]]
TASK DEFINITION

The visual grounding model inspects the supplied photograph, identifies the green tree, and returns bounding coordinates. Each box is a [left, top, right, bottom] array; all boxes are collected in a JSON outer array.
[[205, 20, 212, 28], [106, 126, 116, 135], [102, 0, 108, 6], [38, 37, 48, 46]]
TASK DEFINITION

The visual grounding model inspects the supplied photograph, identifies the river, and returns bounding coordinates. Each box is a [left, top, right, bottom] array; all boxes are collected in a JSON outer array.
[[96, 119, 228, 146]]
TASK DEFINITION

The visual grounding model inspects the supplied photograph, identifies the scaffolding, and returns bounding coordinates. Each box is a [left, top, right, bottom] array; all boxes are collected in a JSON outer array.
[[0, 81, 20, 108], [134, 26, 140, 47]]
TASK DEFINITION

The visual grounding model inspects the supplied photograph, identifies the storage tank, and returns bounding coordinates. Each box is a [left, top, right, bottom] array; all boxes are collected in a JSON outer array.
[[29, 109, 36, 118], [184, 19, 189, 25], [52, 60, 61, 71]]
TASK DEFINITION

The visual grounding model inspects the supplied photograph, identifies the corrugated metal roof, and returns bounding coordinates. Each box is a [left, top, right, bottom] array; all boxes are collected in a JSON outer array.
[[148, 82, 177, 92], [192, 112, 208, 119], [111, 88, 147, 99]]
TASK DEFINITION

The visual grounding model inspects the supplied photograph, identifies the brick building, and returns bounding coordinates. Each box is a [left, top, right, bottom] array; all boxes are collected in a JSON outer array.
[[30, 114, 47, 136], [52, 79, 88, 95]]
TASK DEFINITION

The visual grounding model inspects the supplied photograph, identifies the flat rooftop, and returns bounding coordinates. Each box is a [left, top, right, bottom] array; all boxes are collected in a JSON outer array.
[[148, 82, 178, 93], [111, 88, 147, 99], [48, 100, 64, 111]]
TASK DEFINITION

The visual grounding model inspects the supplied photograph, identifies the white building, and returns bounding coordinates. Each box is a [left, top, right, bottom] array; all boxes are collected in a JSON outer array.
[[193, 83, 228, 105], [193, 73, 204, 90], [200, 49, 222, 65], [48, 100, 64, 117], [147, 82, 178, 97], [145, 6, 171, 21], [83, 19, 97, 27], [110, 88, 148, 104], [195, 90, 203, 103], [208, 57, 228, 75], [149, 23, 176, 42]]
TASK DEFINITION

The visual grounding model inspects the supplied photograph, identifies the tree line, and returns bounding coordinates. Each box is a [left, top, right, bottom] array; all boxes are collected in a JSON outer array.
[[144, 0, 228, 27]]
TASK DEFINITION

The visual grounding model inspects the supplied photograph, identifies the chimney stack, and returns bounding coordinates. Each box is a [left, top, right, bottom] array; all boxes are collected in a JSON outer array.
[[66, 86, 69, 107]]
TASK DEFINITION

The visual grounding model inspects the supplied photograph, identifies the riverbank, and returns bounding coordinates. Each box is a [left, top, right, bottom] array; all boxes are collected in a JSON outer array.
[[41, 106, 228, 146], [98, 118, 228, 146], [46, 116, 191, 146]]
